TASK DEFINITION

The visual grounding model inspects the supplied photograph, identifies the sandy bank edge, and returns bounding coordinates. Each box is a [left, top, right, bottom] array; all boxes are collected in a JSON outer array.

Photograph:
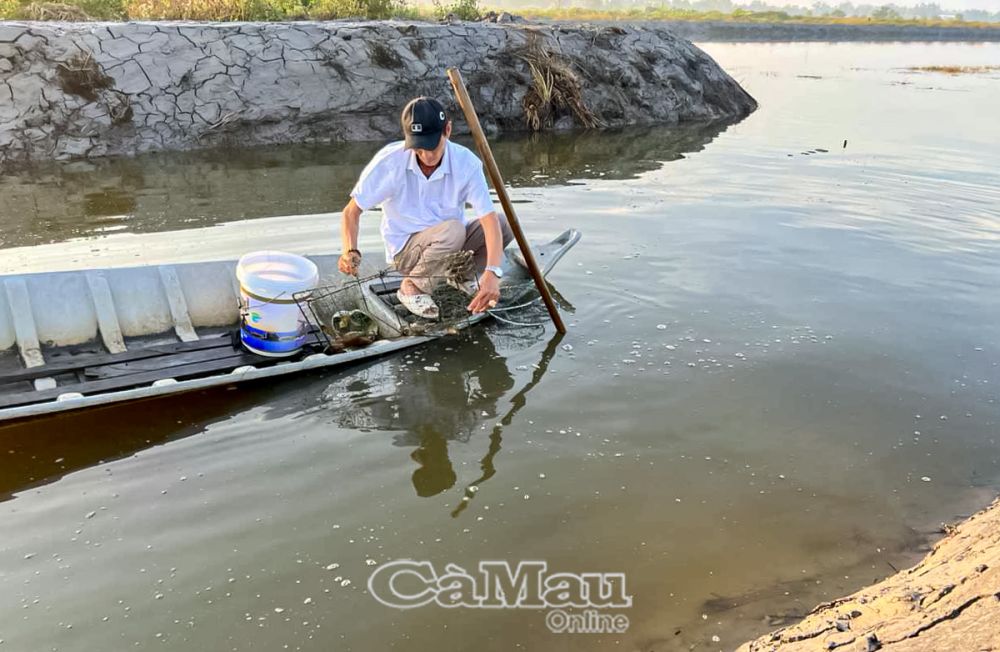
[[736, 495, 1000, 651]]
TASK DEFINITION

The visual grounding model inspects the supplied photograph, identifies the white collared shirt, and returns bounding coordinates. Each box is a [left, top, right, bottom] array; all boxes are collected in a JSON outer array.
[[350, 140, 496, 262]]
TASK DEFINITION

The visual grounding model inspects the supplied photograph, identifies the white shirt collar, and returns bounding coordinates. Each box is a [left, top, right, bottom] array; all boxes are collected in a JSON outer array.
[[407, 140, 452, 181]]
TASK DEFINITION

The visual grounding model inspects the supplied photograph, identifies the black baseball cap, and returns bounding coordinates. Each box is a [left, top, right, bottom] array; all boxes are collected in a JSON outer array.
[[401, 97, 448, 150]]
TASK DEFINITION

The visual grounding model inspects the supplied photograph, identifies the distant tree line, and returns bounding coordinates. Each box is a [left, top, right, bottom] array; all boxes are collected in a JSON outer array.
[[496, 0, 1000, 22]]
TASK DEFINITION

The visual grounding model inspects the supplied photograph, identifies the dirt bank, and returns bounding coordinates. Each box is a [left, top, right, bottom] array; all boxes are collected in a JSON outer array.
[[737, 496, 1000, 651], [0, 20, 756, 168]]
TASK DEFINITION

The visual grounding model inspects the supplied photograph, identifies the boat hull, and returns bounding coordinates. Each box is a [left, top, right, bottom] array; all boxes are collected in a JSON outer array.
[[0, 230, 580, 423]]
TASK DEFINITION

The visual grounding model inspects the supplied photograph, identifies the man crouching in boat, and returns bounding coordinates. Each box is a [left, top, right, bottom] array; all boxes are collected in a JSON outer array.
[[338, 97, 513, 320]]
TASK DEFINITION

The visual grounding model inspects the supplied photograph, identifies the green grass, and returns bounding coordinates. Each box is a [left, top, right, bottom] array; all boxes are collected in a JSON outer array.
[[0, 0, 432, 20], [1, 0, 996, 28]]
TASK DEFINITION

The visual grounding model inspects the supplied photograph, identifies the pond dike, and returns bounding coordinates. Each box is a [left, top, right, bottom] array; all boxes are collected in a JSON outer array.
[[737, 495, 1000, 652], [0, 20, 756, 166]]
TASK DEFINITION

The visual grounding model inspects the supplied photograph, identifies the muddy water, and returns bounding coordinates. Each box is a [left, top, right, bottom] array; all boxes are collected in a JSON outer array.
[[1, 41, 1000, 652]]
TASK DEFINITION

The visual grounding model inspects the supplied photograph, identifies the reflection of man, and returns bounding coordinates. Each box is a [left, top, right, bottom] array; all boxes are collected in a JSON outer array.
[[339, 97, 514, 320], [408, 425, 457, 498], [325, 337, 514, 497], [393, 339, 514, 497]]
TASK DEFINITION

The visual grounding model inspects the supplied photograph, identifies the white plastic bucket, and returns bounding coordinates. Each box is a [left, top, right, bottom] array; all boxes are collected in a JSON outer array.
[[236, 251, 319, 357]]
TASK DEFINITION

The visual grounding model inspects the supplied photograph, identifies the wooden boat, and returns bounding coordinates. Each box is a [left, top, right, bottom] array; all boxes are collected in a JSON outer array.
[[0, 230, 580, 423]]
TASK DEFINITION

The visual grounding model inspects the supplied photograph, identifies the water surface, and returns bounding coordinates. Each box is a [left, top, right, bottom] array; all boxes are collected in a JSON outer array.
[[1, 41, 1000, 652]]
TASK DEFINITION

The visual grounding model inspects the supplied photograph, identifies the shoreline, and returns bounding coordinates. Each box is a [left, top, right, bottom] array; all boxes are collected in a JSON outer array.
[[736, 494, 1000, 651], [553, 19, 1000, 42], [663, 19, 1000, 42]]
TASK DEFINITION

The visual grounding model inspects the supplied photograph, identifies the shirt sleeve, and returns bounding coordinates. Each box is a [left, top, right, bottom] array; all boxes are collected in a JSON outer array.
[[465, 163, 496, 219], [350, 150, 396, 211]]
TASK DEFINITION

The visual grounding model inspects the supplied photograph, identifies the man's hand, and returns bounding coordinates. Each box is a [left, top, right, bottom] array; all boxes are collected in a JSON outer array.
[[467, 270, 501, 314], [339, 250, 362, 276]]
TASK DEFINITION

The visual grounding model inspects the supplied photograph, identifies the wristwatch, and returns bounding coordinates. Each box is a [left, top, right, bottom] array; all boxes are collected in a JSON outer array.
[[485, 265, 504, 279]]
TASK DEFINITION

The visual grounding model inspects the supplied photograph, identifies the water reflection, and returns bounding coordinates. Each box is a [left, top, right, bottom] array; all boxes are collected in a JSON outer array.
[[492, 119, 736, 186], [315, 330, 562, 503], [0, 319, 566, 506], [450, 332, 563, 517], [0, 386, 267, 502], [0, 120, 735, 249]]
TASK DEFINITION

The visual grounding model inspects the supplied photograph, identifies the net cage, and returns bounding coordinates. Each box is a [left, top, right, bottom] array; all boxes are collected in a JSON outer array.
[[293, 251, 484, 352]]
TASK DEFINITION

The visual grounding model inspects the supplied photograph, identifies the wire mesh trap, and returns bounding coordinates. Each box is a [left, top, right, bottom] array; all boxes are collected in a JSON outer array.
[[295, 251, 486, 351], [379, 282, 482, 334], [295, 281, 388, 353], [294, 246, 564, 351], [376, 250, 483, 334]]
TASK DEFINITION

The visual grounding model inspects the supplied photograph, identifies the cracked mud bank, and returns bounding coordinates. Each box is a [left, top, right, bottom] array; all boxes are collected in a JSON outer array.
[[737, 496, 1000, 652], [0, 20, 756, 166]]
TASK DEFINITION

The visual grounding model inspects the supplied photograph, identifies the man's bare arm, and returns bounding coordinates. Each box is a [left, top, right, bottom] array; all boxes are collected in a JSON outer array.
[[467, 211, 503, 313], [339, 198, 363, 275], [478, 211, 502, 268]]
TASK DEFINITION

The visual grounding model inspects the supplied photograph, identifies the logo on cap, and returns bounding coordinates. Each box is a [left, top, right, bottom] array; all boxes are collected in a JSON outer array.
[[411, 124, 423, 133]]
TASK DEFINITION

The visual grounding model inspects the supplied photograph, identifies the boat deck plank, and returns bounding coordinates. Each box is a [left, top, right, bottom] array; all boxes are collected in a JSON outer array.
[[85, 344, 267, 379], [0, 348, 279, 410], [0, 334, 235, 386], [0, 326, 330, 409]]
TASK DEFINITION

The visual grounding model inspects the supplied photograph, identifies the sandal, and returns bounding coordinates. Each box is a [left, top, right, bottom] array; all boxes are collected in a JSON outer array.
[[396, 290, 439, 320]]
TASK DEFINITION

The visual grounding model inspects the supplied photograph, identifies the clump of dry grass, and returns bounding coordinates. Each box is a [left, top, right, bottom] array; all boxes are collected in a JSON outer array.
[[20, 1, 93, 19], [518, 38, 597, 132], [56, 52, 113, 101], [126, 0, 279, 20], [1, 0, 129, 19], [905, 65, 1000, 75]]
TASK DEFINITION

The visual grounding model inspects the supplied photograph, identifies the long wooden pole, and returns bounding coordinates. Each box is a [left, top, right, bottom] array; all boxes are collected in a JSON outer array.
[[446, 68, 566, 334]]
